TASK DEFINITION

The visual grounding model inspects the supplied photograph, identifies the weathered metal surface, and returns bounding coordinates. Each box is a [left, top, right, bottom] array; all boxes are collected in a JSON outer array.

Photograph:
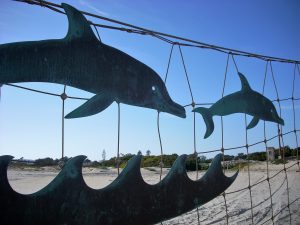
[[0, 154, 237, 225], [0, 3, 185, 119], [193, 72, 284, 138]]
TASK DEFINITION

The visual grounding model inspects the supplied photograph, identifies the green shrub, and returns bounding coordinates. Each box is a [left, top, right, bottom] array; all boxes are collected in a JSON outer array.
[[272, 159, 287, 165]]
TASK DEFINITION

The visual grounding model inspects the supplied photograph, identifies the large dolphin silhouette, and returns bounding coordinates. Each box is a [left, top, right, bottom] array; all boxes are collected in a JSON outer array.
[[0, 154, 237, 225], [0, 3, 185, 119], [193, 72, 284, 138]]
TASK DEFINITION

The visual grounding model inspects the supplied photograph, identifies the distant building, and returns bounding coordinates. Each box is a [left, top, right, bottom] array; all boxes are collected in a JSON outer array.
[[267, 147, 275, 161]]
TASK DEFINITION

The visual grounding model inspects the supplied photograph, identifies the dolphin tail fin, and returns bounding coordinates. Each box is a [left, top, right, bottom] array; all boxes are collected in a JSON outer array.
[[247, 116, 260, 129], [65, 93, 113, 119], [61, 3, 98, 41], [193, 107, 214, 138]]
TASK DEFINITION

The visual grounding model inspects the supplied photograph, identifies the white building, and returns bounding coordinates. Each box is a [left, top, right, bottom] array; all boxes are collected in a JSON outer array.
[[267, 147, 275, 161]]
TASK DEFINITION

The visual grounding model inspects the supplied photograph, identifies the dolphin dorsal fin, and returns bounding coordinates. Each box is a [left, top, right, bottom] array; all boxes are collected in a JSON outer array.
[[238, 72, 252, 92], [62, 3, 98, 41]]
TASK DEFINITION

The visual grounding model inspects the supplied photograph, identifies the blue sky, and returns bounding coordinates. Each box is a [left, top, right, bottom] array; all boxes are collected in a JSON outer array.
[[0, 0, 299, 161]]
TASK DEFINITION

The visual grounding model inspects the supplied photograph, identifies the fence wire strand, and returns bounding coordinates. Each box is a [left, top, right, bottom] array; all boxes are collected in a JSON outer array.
[[262, 60, 275, 225], [232, 54, 255, 224], [220, 53, 230, 224], [117, 103, 121, 175], [61, 84, 67, 159], [14, 0, 300, 64], [269, 62, 292, 224], [293, 64, 300, 170]]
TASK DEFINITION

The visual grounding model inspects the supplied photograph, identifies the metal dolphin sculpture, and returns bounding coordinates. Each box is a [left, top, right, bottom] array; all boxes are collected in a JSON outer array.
[[0, 154, 237, 225], [193, 72, 284, 138], [0, 3, 185, 119]]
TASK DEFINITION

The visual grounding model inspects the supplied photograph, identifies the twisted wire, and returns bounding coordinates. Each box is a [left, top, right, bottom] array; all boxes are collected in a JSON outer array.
[[269, 62, 292, 224], [220, 53, 230, 224], [14, 0, 300, 64], [262, 60, 275, 224]]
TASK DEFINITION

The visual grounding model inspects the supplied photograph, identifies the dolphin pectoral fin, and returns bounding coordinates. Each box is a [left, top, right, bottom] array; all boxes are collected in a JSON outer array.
[[247, 116, 260, 129], [238, 72, 252, 92], [65, 94, 113, 119]]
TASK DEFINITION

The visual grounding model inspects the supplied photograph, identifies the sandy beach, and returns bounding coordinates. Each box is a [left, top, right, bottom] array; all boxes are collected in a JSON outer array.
[[7, 160, 300, 225]]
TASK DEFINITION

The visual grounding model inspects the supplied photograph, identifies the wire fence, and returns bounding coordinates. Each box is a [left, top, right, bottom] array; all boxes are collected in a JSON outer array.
[[2, 1, 300, 224]]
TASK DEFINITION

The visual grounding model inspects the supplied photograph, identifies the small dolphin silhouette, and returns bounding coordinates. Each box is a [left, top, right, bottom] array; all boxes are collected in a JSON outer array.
[[0, 4, 185, 119], [193, 72, 284, 138]]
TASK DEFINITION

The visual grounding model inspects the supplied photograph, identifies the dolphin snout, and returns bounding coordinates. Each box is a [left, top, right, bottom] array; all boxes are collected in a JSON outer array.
[[272, 114, 284, 126], [278, 117, 285, 126], [164, 101, 186, 118], [272, 111, 284, 126]]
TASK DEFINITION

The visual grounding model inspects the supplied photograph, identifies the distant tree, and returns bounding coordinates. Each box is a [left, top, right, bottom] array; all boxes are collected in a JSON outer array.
[[35, 157, 56, 166], [85, 158, 91, 163], [223, 155, 234, 161], [248, 152, 266, 161], [122, 153, 134, 161], [137, 150, 142, 155], [199, 155, 206, 162], [283, 146, 292, 157], [102, 149, 106, 162], [162, 154, 178, 167], [237, 153, 247, 160], [185, 154, 198, 171], [146, 150, 151, 156]]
